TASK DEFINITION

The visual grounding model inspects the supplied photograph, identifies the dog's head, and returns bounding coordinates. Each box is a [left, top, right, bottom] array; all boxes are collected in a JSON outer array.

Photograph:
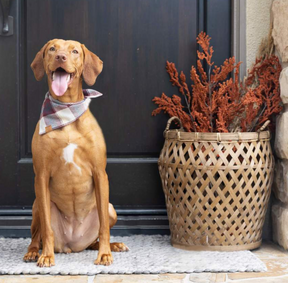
[[31, 39, 103, 97]]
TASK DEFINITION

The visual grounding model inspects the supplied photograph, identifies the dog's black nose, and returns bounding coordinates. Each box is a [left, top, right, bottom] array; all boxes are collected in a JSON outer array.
[[55, 53, 67, 62]]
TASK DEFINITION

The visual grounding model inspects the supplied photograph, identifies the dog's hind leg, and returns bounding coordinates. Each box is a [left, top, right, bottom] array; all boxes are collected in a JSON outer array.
[[88, 241, 129, 252], [23, 200, 41, 262], [87, 203, 129, 252]]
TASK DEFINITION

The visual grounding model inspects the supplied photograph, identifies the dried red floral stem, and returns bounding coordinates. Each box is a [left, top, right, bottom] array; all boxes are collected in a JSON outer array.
[[208, 65, 213, 132], [250, 104, 267, 132], [184, 95, 197, 132]]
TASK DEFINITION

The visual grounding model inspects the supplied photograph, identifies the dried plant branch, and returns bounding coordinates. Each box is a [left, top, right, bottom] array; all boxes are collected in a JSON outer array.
[[152, 32, 282, 133]]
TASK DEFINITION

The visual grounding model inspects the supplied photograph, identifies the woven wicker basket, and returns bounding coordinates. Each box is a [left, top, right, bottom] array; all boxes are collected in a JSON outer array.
[[158, 117, 274, 251]]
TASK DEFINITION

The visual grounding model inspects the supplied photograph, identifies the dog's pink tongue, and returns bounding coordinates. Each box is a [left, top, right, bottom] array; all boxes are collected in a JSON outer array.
[[51, 71, 69, 96]]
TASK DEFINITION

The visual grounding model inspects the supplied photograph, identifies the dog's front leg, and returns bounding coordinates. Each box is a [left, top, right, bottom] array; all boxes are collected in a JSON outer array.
[[34, 173, 55, 267], [93, 169, 113, 266]]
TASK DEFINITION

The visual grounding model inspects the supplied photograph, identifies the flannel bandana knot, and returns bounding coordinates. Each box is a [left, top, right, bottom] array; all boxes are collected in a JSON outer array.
[[39, 89, 102, 135]]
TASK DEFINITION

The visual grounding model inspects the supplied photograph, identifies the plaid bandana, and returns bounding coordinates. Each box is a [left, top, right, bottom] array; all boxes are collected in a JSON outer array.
[[39, 89, 102, 135]]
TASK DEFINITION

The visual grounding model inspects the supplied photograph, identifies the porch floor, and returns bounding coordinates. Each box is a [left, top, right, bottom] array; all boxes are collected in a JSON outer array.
[[0, 241, 287, 283]]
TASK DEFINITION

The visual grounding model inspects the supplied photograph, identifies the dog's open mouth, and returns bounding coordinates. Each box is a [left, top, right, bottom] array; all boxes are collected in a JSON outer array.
[[51, 67, 74, 97]]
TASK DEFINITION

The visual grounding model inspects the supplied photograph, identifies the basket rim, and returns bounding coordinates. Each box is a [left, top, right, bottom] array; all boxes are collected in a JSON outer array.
[[165, 129, 270, 142]]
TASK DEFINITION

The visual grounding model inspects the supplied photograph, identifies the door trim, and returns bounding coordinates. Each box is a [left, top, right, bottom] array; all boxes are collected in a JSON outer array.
[[0, 208, 169, 237], [232, 0, 246, 80]]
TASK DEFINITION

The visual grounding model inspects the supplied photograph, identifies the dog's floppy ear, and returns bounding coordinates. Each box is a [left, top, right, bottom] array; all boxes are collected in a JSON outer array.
[[81, 44, 103, 86], [31, 41, 51, 81]]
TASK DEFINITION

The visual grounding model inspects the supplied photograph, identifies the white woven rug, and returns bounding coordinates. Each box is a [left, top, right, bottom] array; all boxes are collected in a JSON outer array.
[[0, 235, 266, 275]]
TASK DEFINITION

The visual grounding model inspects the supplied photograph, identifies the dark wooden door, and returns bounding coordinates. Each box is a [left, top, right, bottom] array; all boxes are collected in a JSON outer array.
[[0, 0, 231, 236]]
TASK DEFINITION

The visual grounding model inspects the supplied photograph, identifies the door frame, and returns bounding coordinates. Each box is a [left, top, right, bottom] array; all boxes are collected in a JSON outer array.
[[232, 0, 246, 79]]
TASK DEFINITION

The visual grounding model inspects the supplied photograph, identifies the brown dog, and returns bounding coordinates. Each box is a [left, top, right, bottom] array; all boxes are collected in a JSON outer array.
[[23, 39, 128, 267]]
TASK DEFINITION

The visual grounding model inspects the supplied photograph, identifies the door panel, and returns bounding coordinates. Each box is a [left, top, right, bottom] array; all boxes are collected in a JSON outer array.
[[25, 0, 199, 155]]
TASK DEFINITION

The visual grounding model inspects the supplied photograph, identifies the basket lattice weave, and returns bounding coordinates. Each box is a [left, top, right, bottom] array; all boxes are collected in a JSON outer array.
[[158, 117, 274, 251]]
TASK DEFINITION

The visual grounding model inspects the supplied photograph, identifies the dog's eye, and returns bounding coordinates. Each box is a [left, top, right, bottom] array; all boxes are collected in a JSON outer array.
[[72, 50, 78, 54], [49, 47, 55, 51]]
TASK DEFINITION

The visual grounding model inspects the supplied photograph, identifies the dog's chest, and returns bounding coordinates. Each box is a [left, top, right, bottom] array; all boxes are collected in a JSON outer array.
[[46, 125, 99, 221], [62, 143, 82, 174], [51, 141, 92, 178], [47, 128, 95, 178]]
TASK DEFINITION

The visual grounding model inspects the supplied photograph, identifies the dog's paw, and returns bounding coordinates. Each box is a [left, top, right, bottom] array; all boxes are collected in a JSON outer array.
[[94, 253, 113, 266], [36, 254, 55, 267], [23, 250, 40, 262], [110, 242, 129, 252]]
